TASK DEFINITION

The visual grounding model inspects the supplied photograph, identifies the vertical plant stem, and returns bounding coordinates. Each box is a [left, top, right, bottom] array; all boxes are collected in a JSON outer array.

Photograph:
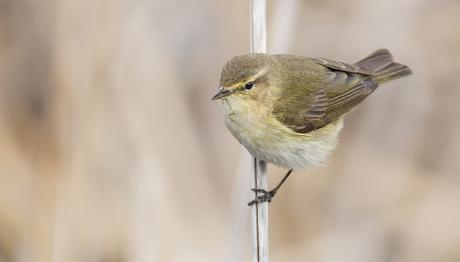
[[250, 1, 268, 262]]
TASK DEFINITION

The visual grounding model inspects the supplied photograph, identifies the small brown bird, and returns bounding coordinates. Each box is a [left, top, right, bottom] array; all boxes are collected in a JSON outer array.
[[212, 49, 411, 205]]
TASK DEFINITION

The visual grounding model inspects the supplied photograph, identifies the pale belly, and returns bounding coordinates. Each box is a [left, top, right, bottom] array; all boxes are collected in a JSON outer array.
[[218, 98, 343, 170]]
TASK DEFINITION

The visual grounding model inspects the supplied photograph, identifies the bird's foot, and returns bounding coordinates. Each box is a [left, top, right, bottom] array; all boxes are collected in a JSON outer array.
[[247, 188, 278, 206]]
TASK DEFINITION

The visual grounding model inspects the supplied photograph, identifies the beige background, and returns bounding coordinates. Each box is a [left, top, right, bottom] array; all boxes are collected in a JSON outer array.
[[1, 0, 460, 261]]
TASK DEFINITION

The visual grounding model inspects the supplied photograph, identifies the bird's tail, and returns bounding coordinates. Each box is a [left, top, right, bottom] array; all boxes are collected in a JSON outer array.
[[354, 49, 412, 84]]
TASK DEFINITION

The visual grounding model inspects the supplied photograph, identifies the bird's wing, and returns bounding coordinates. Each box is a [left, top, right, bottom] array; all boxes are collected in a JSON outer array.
[[311, 57, 373, 75], [273, 57, 379, 133]]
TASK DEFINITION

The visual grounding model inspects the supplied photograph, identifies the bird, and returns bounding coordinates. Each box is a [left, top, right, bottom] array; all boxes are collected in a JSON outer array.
[[211, 49, 411, 205]]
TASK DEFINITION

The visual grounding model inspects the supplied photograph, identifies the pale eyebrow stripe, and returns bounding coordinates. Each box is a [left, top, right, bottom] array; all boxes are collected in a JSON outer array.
[[228, 67, 269, 88]]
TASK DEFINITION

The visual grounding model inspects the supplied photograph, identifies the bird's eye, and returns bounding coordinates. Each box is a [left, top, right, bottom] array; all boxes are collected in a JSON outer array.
[[244, 82, 254, 91]]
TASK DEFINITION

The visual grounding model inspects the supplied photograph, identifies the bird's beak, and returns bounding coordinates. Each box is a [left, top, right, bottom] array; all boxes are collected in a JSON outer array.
[[211, 87, 232, 100]]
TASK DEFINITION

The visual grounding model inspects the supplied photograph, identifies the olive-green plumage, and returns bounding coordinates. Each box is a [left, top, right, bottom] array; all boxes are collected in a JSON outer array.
[[213, 49, 411, 170]]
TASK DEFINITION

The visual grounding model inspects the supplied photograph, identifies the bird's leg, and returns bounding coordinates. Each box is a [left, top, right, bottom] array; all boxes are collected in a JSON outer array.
[[248, 169, 293, 206]]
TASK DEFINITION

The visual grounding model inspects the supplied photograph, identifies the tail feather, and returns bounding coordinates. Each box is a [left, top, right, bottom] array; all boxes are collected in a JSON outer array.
[[373, 62, 412, 84], [355, 49, 393, 71], [354, 49, 412, 84]]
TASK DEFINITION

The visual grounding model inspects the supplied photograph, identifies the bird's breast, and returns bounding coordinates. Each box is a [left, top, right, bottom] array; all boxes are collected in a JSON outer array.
[[218, 97, 343, 170]]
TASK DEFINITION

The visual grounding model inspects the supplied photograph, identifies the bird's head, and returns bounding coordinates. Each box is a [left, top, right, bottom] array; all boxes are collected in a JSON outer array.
[[212, 54, 273, 104]]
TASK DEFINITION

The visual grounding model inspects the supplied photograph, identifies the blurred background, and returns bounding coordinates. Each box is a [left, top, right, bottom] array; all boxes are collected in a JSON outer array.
[[1, 0, 460, 261]]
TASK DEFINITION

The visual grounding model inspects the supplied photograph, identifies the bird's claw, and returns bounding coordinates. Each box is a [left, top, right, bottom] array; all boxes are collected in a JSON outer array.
[[248, 188, 277, 206]]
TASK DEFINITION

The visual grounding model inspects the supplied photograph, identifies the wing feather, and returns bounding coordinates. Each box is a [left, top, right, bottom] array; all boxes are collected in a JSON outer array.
[[273, 50, 409, 134], [273, 56, 379, 134]]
